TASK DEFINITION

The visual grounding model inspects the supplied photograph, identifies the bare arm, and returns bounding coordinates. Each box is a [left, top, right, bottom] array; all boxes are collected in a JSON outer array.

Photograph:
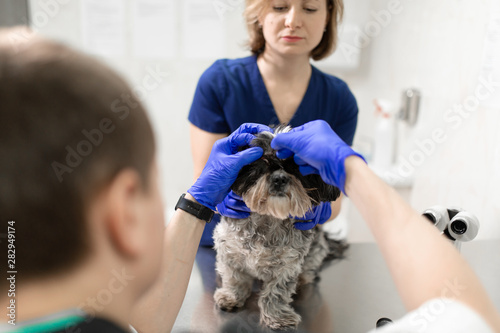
[[130, 193, 205, 333], [344, 156, 500, 331], [328, 194, 342, 221], [129, 124, 222, 332], [190, 124, 227, 180]]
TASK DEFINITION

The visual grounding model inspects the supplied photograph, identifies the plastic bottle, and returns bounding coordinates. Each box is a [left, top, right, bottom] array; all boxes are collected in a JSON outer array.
[[371, 99, 396, 171]]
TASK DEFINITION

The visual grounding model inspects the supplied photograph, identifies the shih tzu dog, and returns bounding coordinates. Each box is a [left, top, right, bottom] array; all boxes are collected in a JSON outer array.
[[213, 126, 347, 330]]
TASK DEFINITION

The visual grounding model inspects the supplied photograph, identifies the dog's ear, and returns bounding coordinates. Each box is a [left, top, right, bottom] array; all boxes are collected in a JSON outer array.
[[305, 174, 341, 202]]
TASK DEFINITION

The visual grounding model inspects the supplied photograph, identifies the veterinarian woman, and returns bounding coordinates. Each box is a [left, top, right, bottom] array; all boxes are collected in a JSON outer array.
[[188, 0, 357, 246], [270, 120, 500, 332]]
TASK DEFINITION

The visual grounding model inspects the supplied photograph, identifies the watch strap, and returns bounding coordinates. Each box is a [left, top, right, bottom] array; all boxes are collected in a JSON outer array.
[[175, 193, 214, 223]]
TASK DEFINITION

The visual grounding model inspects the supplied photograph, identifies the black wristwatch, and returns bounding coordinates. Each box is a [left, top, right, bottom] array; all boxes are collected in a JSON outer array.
[[175, 193, 214, 223]]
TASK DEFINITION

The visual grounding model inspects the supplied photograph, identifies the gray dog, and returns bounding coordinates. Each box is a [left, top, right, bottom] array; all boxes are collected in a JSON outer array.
[[213, 126, 347, 330]]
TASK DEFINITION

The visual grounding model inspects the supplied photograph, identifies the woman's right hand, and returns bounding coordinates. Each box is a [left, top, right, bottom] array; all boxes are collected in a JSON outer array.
[[216, 191, 252, 219]]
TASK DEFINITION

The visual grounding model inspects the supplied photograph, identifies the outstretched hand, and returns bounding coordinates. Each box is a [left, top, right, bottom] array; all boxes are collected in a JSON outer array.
[[271, 120, 365, 194]]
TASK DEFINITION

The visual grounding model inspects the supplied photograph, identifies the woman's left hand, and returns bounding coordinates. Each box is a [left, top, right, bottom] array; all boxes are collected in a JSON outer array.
[[293, 202, 332, 230]]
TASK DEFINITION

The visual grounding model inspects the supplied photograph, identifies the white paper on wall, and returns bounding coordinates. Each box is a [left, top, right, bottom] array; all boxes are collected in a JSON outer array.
[[81, 0, 126, 57], [479, 0, 500, 108], [182, 0, 226, 59], [132, 0, 177, 59]]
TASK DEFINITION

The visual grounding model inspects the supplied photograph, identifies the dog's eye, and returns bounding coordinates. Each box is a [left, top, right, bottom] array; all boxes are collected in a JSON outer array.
[[283, 158, 299, 171]]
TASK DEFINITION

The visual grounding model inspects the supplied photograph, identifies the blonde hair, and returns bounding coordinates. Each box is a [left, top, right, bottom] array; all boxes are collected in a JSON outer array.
[[244, 0, 344, 61]]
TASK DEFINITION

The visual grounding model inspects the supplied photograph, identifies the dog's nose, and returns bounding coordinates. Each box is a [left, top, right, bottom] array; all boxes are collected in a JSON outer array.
[[270, 173, 289, 191]]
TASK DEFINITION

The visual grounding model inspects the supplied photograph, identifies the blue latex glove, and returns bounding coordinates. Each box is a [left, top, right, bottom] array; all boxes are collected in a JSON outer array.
[[293, 201, 332, 230], [188, 123, 271, 211], [216, 191, 251, 219], [271, 120, 365, 194]]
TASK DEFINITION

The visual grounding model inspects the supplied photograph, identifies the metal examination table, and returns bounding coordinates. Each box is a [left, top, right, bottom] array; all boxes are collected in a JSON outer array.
[[172, 241, 500, 333]]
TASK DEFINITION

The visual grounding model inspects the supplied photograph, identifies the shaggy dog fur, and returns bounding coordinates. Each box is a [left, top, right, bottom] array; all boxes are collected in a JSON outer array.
[[213, 126, 348, 330]]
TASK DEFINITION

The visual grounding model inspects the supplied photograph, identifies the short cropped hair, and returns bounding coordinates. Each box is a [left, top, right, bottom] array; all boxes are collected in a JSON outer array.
[[244, 0, 344, 61], [0, 27, 155, 285]]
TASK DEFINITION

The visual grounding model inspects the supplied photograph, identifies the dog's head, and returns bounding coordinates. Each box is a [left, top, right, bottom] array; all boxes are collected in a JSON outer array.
[[231, 126, 341, 219]]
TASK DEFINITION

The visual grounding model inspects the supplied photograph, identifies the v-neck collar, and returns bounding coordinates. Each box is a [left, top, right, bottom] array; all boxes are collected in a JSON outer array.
[[250, 55, 316, 126]]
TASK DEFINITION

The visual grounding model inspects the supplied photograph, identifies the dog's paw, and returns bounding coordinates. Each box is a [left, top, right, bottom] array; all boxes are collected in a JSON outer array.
[[214, 288, 245, 312], [260, 308, 301, 330]]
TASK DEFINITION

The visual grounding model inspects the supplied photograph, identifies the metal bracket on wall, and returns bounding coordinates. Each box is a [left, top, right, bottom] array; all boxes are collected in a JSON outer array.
[[399, 88, 421, 127]]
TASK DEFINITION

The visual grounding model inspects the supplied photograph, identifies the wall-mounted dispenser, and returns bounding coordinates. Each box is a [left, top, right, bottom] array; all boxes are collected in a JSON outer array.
[[399, 88, 421, 126], [369, 89, 422, 188]]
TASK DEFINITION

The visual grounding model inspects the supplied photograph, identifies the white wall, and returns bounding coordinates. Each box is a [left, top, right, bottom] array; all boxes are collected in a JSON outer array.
[[28, 0, 250, 214], [28, 0, 500, 241], [340, 0, 500, 241]]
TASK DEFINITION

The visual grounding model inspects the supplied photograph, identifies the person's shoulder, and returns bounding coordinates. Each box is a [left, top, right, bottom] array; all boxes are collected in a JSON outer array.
[[197, 59, 229, 89], [311, 66, 358, 118], [311, 66, 356, 109], [217, 55, 256, 69], [200, 55, 255, 84], [312, 65, 351, 93]]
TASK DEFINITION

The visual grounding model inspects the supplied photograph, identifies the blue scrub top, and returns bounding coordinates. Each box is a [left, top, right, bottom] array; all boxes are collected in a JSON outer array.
[[188, 55, 359, 246]]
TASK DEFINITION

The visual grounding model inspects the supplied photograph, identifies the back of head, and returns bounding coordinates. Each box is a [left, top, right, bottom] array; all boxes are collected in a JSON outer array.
[[0, 27, 155, 286]]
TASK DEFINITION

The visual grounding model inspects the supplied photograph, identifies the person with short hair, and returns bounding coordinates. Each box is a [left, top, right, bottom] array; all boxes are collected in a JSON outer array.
[[0, 27, 268, 333], [189, 0, 356, 246]]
